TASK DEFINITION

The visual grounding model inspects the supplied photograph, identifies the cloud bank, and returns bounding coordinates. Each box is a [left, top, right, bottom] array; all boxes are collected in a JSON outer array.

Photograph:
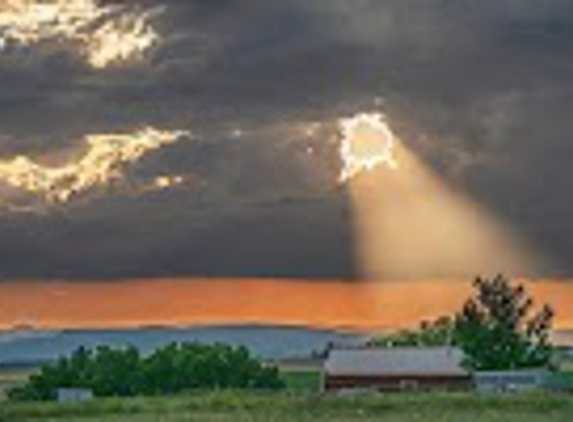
[[0, 0, 571, 279]]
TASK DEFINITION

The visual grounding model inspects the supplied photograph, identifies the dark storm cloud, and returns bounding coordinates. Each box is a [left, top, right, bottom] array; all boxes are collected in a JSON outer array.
[[0, 0, 572, 279]]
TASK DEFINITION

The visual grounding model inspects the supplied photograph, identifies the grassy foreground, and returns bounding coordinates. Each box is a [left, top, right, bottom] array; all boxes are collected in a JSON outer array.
[[1, 392, 573, 422]]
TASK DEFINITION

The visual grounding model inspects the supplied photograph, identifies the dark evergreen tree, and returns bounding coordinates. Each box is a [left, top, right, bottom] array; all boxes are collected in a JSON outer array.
[[453, 275, 554, 371]]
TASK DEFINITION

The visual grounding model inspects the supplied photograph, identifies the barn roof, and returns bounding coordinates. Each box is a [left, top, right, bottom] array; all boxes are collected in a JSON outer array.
[[325, 347, 468, 377]]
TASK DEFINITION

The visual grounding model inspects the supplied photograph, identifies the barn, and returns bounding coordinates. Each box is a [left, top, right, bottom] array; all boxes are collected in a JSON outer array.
[[323, 347, 472, 392]]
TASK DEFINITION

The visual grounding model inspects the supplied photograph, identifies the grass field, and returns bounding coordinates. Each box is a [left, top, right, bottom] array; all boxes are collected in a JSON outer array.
[[2, 367, 573, 421], [0, 369, 31, 401], [1, 391, 573, 422], [280, 369, 322, 393]]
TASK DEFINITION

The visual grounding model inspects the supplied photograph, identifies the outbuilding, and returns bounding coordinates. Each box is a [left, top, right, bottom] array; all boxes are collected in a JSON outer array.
[[56, 388, 94, 403], [324, 347, 472, 392], [474, 370, 548, 393]]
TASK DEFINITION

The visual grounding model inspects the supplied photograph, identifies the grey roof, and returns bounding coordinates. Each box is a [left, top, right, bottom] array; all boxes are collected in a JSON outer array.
[[325, 347, 468, 377]]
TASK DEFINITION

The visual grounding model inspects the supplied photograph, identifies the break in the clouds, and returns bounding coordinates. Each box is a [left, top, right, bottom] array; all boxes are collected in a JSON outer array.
[[0, 0, 160, 68], [0, 0, 572, 279]]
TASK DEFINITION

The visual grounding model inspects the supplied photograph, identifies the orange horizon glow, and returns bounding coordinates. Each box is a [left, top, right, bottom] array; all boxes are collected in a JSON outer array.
[[0, 278, 571, 332]]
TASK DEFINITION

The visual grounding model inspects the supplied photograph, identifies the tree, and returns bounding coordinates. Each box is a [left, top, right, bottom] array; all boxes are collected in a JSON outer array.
[[369, 316, 455, 347], [453, 275, 554, 371], [9, 342, 284, 401]]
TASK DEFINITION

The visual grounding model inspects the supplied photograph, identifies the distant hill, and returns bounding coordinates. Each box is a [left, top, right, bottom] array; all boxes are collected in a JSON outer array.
[[0, 325, 366, 367]]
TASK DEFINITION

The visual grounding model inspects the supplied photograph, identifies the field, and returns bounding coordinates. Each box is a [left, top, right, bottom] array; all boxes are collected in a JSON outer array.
[[0, 368, 32, 401], [2, 367, 573, 421], [280, 368, 323, 393], [1, 392, 573, 422]]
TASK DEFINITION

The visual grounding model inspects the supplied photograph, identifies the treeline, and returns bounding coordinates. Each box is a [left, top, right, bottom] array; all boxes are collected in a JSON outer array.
[[9, 343, 284, 401], [369, 316, 454, 348]]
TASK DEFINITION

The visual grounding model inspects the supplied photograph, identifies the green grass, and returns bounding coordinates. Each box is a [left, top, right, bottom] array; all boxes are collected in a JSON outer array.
[[0, 369, 31, 401], [546, 372, 573, 392], [280, 370, 322, 393], [2, 391, 573, 422], [559, 360, 573, 372]]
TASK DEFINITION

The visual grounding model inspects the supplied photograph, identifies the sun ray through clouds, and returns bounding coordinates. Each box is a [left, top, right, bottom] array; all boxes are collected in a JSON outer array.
[[338, 112, 398, 183], [337, 110, 548, 281]]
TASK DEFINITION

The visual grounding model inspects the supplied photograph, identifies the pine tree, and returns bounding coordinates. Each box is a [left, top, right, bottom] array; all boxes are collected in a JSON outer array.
[[454, 275, 554, 371]]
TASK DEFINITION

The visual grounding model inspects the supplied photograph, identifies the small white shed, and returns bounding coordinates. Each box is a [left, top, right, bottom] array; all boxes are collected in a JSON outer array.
[[56, 388, 94, 403], [474, 370, 548, 393]]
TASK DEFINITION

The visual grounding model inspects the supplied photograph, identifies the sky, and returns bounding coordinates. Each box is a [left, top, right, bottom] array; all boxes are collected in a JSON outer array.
[[0, 0, 572, 285], [1, 279, 573, 331]]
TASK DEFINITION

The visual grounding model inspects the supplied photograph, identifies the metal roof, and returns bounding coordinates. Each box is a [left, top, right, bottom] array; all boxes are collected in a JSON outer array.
[[325, 347, 468, 377]]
